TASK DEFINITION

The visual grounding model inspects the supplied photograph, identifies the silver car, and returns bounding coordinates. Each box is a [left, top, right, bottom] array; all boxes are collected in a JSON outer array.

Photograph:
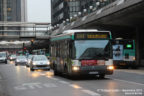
[[30, 55, 50, 71], [15, 56, 27, 66]]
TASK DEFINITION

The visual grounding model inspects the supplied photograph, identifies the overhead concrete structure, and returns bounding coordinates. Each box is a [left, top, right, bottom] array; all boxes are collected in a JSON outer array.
[[0, 22, 51, 40]]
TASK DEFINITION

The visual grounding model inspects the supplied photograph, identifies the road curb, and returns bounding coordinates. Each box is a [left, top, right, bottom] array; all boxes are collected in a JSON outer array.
[[116, 69, 144, 75]]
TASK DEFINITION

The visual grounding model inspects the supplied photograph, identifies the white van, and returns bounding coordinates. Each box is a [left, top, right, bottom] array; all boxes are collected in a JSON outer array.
[[0, 52, 8, 64]]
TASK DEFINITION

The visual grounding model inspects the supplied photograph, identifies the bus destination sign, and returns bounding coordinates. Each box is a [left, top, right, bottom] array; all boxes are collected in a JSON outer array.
[[75, 32, 109, 40]]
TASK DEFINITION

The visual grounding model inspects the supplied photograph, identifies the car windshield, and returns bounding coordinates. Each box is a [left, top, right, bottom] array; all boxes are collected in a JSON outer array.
[[11, 55, 16, 58], [28, 55, 33, 59], [17, 56, 26, 59], [0, 53, 6, 57], [33, 55, 48, 61], [74, 40, 112, 60]]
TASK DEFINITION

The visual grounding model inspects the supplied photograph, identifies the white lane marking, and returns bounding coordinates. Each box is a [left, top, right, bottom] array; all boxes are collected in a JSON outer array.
[[43, 83, 58, 88], [116, 70, 144, 75], [22, 82, 43, 89], [59, 81, 70, 84], [50, 77, 59, 81], [82, 90, 101, 96], [14, 82, 58, 90], [113, 79, 144, 86], [14, 86, 27, 90], [40, 73, 46, 76], [69, 84, 82, 89]]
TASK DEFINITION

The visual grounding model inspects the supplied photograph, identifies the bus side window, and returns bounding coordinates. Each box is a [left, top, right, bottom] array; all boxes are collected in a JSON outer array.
[[69, 41, 76, 59], [69, 41, 72, 58]]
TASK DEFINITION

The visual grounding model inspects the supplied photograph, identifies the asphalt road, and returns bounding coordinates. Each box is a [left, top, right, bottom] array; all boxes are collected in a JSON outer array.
[[0, 61, 144, 96]]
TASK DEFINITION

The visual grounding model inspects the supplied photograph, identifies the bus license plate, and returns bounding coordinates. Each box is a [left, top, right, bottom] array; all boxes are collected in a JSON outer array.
[[89, 72, 99, 74]]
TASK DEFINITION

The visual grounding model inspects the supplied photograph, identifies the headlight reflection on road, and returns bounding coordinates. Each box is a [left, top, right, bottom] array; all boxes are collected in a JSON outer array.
[[16, 66, 20, 73], [10, 61, 14, 64], [70, 84, 82, 89], [45, 72, 54, 78], [31, 72, 40, 78], [107, 82, 118, 96]]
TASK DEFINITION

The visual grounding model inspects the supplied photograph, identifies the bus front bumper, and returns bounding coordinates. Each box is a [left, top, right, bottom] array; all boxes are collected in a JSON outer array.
[[71, 66, 114, 75]]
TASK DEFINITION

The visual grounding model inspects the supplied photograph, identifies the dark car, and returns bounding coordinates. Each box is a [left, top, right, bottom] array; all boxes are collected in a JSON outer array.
[[9, 55, 16, 61]]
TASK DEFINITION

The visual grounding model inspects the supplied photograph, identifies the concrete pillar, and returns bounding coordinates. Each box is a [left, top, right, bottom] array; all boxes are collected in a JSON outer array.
[[135, 27, 143, 67]]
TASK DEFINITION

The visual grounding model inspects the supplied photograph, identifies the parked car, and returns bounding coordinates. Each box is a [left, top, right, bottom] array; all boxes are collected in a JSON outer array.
[[26, 55, 34, 67], [0, 52, 8, 64], [15, 56, 27, 66], [9, 54, 16, 61], [30, 55, 50, 71]]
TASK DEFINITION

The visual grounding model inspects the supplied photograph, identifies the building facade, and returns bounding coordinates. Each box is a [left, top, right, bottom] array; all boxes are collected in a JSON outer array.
[[51, 0, 116, 26], [0, 0, 27, 35], [0, 0, 27, 21], [51, 0, 80, 26]]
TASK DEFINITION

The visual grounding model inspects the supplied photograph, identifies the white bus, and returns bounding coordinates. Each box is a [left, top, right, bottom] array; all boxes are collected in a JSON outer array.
[[50, 29, 114, 78]]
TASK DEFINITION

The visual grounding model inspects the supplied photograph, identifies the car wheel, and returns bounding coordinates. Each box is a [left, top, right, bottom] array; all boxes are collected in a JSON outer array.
[[30, 68, 34, 71], [46, 69, 50, 71], [5, 61, 7, 64], [15, 64, 17, 66], [99, 74, 105, 79], [26, 65, 29, 67], [54, 67, 58, 75]]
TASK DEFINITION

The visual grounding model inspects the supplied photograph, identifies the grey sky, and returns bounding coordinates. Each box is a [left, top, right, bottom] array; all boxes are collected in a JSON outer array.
[[27, 0, 51, 23]]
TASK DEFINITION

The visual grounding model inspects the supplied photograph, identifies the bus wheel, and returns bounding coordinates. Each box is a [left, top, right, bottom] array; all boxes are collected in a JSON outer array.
[[131, 66, 138, 69], [54, 67, 58, 75], [99, 74, 105, 79]]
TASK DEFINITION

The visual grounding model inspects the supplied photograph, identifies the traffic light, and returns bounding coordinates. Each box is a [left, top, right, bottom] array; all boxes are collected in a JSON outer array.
[[23, 47, 27, 54], [24, 47, 27, 50]]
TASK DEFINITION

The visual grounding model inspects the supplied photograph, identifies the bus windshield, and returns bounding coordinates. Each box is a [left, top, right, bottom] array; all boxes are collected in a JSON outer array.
[[74, 40, 111, 60]]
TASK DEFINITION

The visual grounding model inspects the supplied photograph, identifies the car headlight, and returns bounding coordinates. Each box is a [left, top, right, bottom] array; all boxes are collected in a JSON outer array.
[[33, 62, 36, 65], [16, 60, 20, 62], [47, 61, 50, 65], [28, 60, 31, 63]]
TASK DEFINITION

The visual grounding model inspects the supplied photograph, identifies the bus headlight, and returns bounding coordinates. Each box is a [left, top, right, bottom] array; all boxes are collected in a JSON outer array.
[[133, 57, 136, 60], [72, 66, 80, 71], [107, 65, 114, 70]]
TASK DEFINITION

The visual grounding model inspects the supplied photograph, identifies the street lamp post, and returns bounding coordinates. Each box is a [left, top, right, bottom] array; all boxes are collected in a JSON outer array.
[[66, 19, 70, 24], [78, 12, 82, 17], [83, 9, 87, 16], [89, 6, 93, 13], [31, 39, 34, 54]]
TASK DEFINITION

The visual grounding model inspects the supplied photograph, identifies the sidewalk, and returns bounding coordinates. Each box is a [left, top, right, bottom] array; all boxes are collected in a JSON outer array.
[[116, 67, 144, 75]]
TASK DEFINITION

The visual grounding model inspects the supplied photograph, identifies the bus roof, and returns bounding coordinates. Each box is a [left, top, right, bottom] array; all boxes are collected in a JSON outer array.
[[50, 29, 111, 41], [63, 29, 111, 34]]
